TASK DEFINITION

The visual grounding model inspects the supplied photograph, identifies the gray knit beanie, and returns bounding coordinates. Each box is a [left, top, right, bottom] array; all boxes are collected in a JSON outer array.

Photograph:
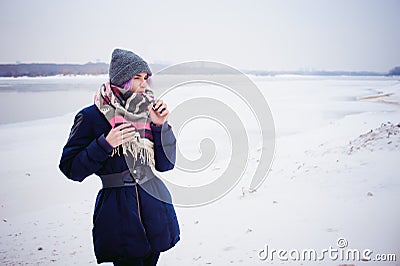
[[109, 48, 152, 87]]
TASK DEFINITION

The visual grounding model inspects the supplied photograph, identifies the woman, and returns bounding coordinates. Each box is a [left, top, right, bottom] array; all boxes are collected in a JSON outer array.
[[59, 48, 180, 265]]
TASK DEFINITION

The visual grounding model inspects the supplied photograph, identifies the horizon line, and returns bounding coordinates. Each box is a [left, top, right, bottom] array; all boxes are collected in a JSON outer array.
[[0, 61, 393, 75]]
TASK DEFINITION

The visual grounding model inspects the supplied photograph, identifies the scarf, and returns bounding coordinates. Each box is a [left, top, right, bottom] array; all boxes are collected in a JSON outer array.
[[94, 82, 155, 167]]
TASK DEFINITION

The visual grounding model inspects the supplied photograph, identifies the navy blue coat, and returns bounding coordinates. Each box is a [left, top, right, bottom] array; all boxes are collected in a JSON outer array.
[[59, 105, 180, 263]]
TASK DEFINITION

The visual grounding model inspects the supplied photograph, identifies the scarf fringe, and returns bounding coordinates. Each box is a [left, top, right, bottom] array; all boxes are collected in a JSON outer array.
[[111, 134, 155, 167]]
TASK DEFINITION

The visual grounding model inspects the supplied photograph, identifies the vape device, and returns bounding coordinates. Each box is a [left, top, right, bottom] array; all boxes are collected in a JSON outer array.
[[143, 92, 157, 111]]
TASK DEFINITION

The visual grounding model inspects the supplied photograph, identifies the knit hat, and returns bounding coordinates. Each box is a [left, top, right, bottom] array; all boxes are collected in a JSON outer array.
[[109, 48, 152, 87]]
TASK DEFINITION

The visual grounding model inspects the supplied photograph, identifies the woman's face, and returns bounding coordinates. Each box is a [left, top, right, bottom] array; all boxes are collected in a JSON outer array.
[[130, 72, 148, 94]]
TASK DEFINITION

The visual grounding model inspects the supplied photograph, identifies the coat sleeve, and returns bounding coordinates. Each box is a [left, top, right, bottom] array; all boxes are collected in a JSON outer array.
[[59, 111, 113, 182], [151, 122, 176, 172]]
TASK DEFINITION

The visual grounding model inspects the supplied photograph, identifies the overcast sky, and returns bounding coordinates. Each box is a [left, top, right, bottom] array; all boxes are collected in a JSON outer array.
[[0, 0, 399, 72]]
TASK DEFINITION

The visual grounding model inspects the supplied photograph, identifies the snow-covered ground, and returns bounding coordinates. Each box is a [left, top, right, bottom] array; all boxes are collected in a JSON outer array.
[[0, 75, 399, 265]]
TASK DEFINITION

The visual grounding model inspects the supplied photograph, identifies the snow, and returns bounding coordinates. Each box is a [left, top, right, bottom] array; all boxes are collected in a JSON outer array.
[[0, 75, 399, 265]]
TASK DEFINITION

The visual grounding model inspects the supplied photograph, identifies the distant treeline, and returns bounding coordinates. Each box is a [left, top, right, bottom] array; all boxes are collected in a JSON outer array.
[[246, 70, 386, 76], [0, 63, 109, 77], [388, 66, 400, 76], [246, 66, 398, 77], [0, 62, 398, 77], [0, 63, 171, 77]]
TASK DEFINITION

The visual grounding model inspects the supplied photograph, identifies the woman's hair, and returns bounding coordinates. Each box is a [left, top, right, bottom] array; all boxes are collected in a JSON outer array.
[[122, 77, 134, 91]]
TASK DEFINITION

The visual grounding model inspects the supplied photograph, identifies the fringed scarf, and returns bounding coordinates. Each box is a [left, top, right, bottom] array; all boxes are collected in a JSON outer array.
[[94, 82, 155, 167]]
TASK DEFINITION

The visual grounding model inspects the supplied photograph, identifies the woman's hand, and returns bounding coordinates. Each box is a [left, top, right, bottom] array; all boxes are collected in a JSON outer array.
[[105, 123, 136, 148], [148, 99, 169, 126]]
